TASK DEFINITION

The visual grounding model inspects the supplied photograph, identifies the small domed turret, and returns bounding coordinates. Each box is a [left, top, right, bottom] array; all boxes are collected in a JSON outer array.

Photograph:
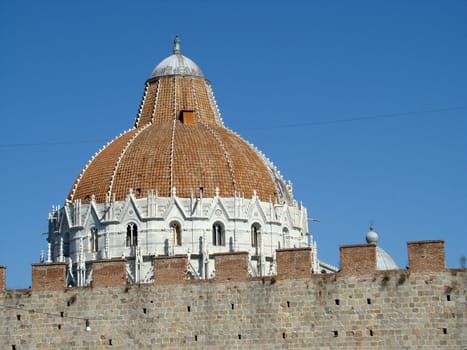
[[149, 35, 204, 79], [364, 225, 399, 270], [366, 224, 379, 244]]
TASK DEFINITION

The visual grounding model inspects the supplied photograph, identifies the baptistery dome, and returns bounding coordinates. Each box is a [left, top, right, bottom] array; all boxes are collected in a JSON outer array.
[[47, 37, 316, 286], [69, 35, 291, 204]]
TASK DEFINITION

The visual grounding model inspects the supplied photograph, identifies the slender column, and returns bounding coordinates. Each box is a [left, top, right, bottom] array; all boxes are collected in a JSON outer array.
[[47, 242, 52, 263], [78, 237, 85, 286], [59, 236, 64, 262], [135, 246, 142, 283], [258, 225, 264, 276], [105, 231, 109, 259]]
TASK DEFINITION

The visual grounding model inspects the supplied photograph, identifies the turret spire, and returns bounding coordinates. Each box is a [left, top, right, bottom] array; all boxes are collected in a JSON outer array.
[[173, 35, 181, 54]]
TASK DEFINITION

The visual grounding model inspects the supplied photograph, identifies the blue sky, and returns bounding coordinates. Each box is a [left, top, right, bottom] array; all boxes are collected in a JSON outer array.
[[1, 1, 466, 288]]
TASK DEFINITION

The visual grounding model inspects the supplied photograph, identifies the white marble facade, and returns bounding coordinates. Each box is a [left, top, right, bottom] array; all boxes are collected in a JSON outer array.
[[47, 189, 318, 286]]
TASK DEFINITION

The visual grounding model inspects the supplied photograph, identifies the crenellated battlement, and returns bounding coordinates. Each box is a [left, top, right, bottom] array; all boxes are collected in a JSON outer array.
[[407, 240, 446, 271], [31, 262, 67, 291], [0, 240, 450, 292]]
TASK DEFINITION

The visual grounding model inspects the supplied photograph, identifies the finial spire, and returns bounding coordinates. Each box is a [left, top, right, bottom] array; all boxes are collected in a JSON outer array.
[[366, 224, 379, 244], [173, 35, 181, 54]]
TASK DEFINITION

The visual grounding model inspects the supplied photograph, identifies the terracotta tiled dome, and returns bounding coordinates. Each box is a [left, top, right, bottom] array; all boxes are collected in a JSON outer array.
[[68, 38, 292, 204]]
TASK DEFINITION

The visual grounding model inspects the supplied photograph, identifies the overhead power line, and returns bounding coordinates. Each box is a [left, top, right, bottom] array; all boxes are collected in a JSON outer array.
[[0, 139, 106, 149], [236, 106, 466, 131], [0, 106, 465, 148]]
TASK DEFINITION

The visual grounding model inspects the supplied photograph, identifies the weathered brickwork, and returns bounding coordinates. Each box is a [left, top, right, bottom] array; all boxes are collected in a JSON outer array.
[[154, 255, 188, 285], [340, 244, 376, 275], [213, 252, 249, 282], [276, 248, 312, 278], [31, 263, 66, 291], [408, 240, 446, 272], [92, 259, 126, 288]]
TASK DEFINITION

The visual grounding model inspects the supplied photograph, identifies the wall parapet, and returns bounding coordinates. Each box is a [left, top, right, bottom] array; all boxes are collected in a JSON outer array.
[[407, 240, 446, 271], [31, 262, 66, 291], [276, 248, 312, 278], [339, 244, 376, 275], [154, 255, 188, 285], [213, 251, 249, 282], [92, 259, 126, 288], [0, 240, 453, 291]]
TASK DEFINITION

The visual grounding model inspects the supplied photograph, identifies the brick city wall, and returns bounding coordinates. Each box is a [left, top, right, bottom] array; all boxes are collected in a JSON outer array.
[[0, 241, 465, 349]]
